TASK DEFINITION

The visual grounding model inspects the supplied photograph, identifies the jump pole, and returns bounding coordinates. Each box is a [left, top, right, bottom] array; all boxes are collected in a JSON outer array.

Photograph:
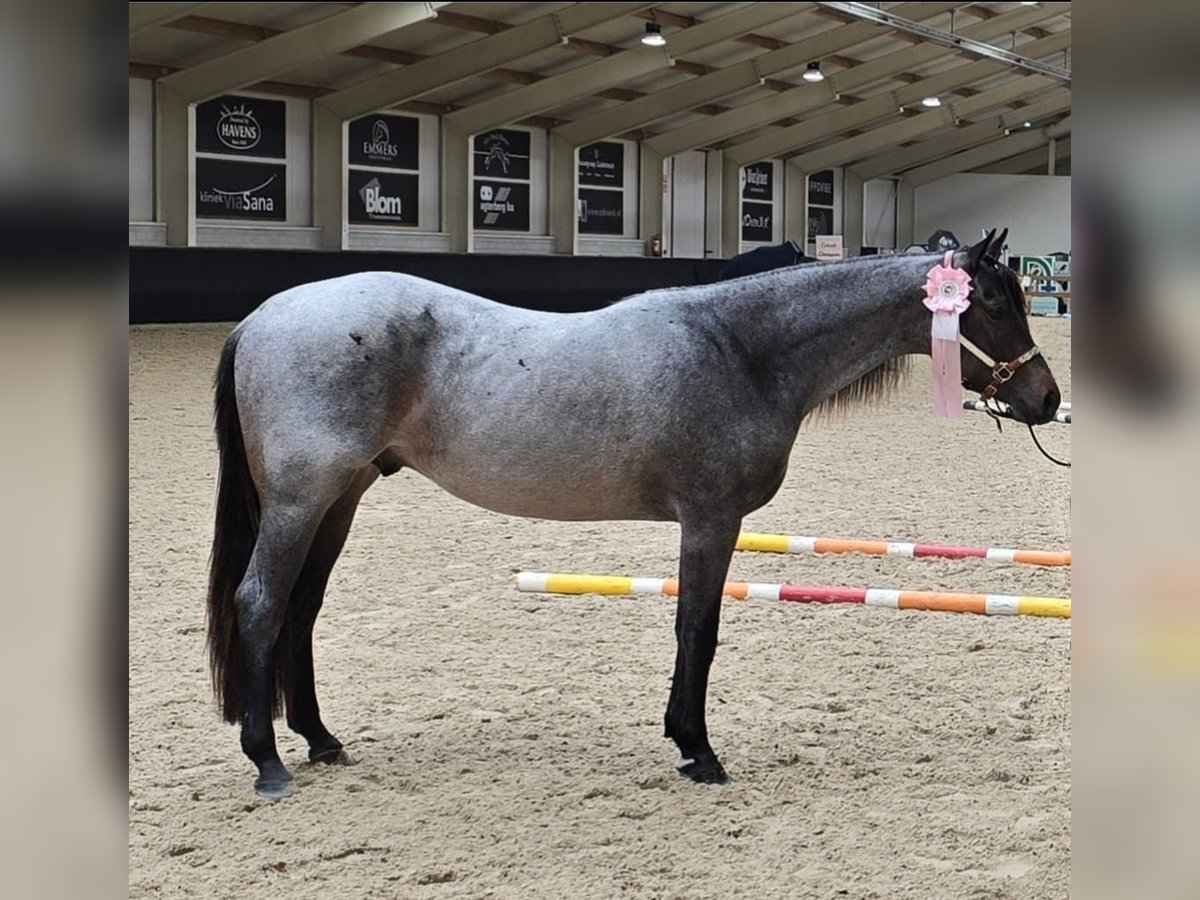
[[735, 533, 1070, 567], [516, 572, 1071, 619], [962, 398, 1071, 424]]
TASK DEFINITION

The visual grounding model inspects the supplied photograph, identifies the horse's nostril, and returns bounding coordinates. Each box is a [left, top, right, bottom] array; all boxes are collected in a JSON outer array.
[[1044, 389, 1062, 418]]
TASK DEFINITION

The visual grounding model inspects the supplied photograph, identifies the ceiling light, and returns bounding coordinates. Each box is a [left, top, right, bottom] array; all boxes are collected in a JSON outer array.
[[1024, 121, 1032, 128], [802, 61, 825, 83], [641, 21, 666, 47], [921, 96, 942, 108]]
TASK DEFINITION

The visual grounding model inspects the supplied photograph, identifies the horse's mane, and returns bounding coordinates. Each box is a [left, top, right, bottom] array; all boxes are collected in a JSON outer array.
[[808, 356, 911, 422]]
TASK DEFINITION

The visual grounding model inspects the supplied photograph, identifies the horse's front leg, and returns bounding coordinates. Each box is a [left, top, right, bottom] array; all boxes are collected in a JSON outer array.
[[664, 513, 742, 784]]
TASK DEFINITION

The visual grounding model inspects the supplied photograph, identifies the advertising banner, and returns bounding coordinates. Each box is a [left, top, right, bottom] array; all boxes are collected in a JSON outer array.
[[348, 114, 419, 170], [473, 130, 532, 180], [741, 201, 773, 242], [348, 169, 419, 225], [741, 162, 772, 201], [196, 94, 286, 158], [474, 180, 530, 230], [196, 158, 286, 220], [578, 188, 623, 235], [578, 142, 624, 187], [808, 170, 834, 206]]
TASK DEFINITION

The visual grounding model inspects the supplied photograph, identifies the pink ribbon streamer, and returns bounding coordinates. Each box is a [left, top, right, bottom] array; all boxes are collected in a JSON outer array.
[[922, 250, 973, 418]]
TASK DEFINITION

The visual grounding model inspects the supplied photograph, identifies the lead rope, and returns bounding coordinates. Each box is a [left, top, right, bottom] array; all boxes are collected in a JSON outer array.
[[980, 403, 1071, 467], [1027, 423, 1071, 467]]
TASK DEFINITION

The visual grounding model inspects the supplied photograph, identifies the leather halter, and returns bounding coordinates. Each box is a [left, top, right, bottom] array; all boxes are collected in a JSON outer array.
[[959, 334, 1043, 401]]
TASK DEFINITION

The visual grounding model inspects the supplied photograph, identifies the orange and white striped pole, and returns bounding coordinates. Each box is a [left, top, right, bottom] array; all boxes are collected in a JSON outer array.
[[515, 572, 1070, 619], [735, 532, 1070, 567]]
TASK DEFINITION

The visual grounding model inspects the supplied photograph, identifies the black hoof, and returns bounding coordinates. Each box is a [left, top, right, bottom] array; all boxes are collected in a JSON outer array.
[[309, 746, 355, 766], [678, 755, 729, 785], [253, 769, 295, 799]]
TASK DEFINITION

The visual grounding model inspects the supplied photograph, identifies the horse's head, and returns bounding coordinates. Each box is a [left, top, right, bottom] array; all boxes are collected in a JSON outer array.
[[956, 229, 1061, 424]]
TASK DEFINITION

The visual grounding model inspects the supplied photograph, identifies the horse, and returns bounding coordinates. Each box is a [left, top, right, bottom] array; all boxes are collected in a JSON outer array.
[[206, 228, 1060, 798]]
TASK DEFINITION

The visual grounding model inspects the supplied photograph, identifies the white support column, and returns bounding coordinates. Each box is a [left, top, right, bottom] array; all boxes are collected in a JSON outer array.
[[896, 180, 915, 248], [639, 144, 663, 254], [312, 101, 347, 250], [785, 161, 806, 250], [548, 133, 577, 255], [1048, 139, 1057, 176], [155, 83, 194, 247], [705, 150, 723, 260], [843, 168, 864, 256], [442, 120, 471, 253], [721, 155, 740, 258]]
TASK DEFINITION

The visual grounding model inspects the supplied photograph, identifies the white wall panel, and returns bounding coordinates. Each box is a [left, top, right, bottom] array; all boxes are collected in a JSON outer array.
[[864, 178, 897, 249], [670, 150, 706, 259], [129, 79, 155, 222], [914, 173, 1071, 255]]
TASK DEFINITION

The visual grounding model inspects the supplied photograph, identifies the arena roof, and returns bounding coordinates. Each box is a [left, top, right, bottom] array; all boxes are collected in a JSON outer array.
[[129, 2, 1071, 177]]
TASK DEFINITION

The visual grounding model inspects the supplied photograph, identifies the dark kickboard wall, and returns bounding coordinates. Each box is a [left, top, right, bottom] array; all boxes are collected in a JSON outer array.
[[130, 248, 726, 323]]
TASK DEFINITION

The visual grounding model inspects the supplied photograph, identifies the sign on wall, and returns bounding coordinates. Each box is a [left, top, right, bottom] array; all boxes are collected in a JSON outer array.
[[578, 188, 623, 235], [741, 162, 772, 201], [742, 201, 773, 242], [578, 142, 623, 187], [473, 130, 531, 180], [808, 170, 834, 206], [196, 95, 286, 159], [474, 180, 530, 231], [815, 235, 844, 260], [808, 170, 835, 240], [348, 114, 419, 170], [808, 205, 833, 238], [348, 168, 418, 225], [196, 158, 286, 220]]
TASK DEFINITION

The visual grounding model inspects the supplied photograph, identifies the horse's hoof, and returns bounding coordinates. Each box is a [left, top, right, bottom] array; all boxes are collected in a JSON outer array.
[[678, 756, 729, 785], [310, 746, 355, 766], [253, 774, 295, 800]]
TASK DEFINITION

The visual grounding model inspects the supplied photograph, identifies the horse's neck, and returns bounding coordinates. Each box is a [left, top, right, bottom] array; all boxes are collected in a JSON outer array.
[[726, 258, 932, 414]]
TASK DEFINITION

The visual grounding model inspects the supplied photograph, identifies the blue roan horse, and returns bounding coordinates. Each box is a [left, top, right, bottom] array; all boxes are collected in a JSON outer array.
[[207, 229, 1059, 798]]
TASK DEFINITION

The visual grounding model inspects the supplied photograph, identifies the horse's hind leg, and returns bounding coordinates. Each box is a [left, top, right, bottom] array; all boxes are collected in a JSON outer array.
[[236, 490, 342, 798], [664, 511, 742, 784], [285, 467, 379, 764]]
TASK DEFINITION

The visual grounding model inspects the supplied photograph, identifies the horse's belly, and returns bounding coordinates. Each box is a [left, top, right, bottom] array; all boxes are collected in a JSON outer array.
[[403, 454, 661, 522]]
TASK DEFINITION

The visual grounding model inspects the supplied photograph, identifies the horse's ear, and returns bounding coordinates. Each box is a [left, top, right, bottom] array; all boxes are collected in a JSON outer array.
[[989, 227, 1009, 259], [965, 229, 995, 270]]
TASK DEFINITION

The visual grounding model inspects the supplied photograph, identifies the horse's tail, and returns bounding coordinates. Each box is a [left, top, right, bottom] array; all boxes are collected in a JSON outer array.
[[207, 329, 261, 724]]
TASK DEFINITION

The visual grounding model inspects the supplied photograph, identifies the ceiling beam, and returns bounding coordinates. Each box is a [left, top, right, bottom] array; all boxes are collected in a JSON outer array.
[[551, 2, 833, 147], [904, 116, 1072, 185], [444, 1, 823, 137], [850, 91, 1071, 179], [159, 3, 447, 104], [646, 3, 1060, 158], [786, 74, 1061, 172], [319, 3, 652, 120], [812, 2, 1071, 82], [557, 2, 956, 148], [555, 59, 763, 147], [129, 2, 207, 37], [974, 138, 1071, 175], [129, 60, 566, 128], [445, 44, 672, 135], [726, 29, 1070, 164], [664, 3, 814, 57]]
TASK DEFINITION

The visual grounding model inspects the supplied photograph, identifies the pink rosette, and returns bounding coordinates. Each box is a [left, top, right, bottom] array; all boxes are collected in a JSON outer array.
[[922, 252, 973, 417]]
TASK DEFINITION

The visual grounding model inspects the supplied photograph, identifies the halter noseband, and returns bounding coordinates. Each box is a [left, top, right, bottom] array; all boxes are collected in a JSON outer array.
[[959, 336, 1043, 401]]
